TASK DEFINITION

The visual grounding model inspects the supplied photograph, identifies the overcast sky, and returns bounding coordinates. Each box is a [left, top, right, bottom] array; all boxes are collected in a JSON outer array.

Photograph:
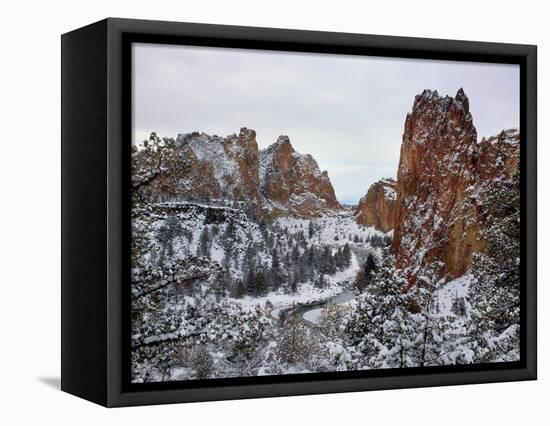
[[132, 43, 519, 204]]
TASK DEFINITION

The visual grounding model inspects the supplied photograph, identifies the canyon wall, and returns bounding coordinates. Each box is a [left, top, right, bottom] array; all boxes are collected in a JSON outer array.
[[355, 178, 397, 233]]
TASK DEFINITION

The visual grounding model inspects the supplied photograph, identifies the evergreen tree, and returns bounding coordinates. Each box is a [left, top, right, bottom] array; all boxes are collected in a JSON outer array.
[[315, 274, 327, 289], [405, 274, 459, 367], [189, 345, 214, 379], [156, 214, 182, 261], [252, 268, 269, 297], [233, 279, 246, 298], [223, 220, 236, 243], [198, 227, 210, 258], [354, 252, 377, 292], [277, 314, 311, 364], [467, 172, 520, 363], [270, 249, 284, 290], [214, 268, 232, 301], [320, 246, 336, 275], [334, 247, 344, 269], [450, 291, 467, 317], [342, 243, 352, 267], [291, 244, 300, 265], [241, 242, 256, 273], [346, 249, 419, 368], [289, 273, 298, 294], [243, 269, 256, 296], [222, 245, 233, 271]]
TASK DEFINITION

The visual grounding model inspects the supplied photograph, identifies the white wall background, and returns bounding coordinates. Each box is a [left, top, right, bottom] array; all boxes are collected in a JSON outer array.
[[0, 0, 546, 424]]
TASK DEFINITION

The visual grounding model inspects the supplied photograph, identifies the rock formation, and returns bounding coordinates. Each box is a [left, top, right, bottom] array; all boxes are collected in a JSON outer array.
[[355, 178, 397, 232], [259, 135, 341, 218], [391, 89, 519, 283], [138, 127, 341, 219]]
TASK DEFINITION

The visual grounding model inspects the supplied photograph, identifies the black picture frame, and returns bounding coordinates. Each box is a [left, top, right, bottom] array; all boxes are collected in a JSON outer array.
[[61, 17, 537, 407]]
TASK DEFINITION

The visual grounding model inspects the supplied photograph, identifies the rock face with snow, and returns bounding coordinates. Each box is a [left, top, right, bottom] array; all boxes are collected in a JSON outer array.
[[149, 128, 341, 219], [222, 128, 263, 204], [391, 89, 519, 283], [172, 128, 262, 207], [355, 178, 397, 232], [260, 135, 341, 218]]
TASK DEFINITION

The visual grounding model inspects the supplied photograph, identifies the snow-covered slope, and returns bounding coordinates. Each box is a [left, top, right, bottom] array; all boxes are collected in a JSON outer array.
[[134, 201, 385, 296]]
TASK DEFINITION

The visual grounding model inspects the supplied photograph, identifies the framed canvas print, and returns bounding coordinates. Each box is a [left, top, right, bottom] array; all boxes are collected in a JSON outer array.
[[61, 18, 537, 407]]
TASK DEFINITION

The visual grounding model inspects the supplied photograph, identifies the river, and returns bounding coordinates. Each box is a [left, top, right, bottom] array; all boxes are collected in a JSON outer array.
[[301, 289, 355, 324], [275, 247, 371, 326]]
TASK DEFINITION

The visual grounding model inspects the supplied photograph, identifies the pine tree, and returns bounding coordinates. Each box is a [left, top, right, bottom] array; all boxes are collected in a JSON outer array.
[[346, 249, 419, 368], [233, 279, 246, 298], [342, 243, 352, 267], [189, 345, 214, 379], [405, 275, 459, 367], [269, 248, 285, 290], [315, 274, 327, 289], [223, 220, 236, 243], [156, 214, 182, 261], [253, 268, 269, 297], [320, 246, 336, 275], [450, 291, 467, 317], [222, 245, 233, 271], [467, 172, 520, 363], [214, 268, 232, 301], [334, 247, 344, 269], [241, 242, 256, 274], [354, 252, 377, 292], [198, 227, 210, 258], [289, 273, 298, 294], [291, 244, 300, 265], [277, 314, 311, 364], [131, 133, 191, 205]]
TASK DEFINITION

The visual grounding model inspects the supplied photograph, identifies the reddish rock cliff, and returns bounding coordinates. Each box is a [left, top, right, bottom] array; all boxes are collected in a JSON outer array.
[[356, 178, 397, 232], [138, 128, 342, 219], [167, 128, 263, 209], [391, 89, 519, 283], [259, 135, 342, 217], [223, 128, 262, 204]]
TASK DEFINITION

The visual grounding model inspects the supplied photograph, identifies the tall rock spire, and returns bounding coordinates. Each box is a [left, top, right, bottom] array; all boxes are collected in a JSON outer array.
[[391, 89, 518, 283]]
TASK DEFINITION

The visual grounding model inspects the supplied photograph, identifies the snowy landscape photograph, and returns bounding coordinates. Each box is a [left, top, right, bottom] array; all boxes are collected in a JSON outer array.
[[130, 43, 521, 383]]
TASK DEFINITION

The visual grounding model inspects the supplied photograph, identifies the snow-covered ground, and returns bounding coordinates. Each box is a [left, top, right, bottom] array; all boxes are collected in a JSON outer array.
[[433, 274, 473, 316], [276, 211, 383, 247], [302, 273, 475, 327], [302, 307, 324, 323]]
